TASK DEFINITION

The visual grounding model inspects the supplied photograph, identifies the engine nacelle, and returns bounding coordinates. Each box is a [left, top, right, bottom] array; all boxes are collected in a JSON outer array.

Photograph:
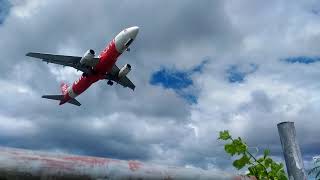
[[118, 64, 131, 79], [80, 49, 98, 67]]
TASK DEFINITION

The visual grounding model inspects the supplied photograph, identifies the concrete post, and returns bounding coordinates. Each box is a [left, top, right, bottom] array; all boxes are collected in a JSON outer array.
[[277, 121, 307, 180]]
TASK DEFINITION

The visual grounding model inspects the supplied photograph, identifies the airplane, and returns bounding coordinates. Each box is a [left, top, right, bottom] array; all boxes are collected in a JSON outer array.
[[26, 26, 139, 106]]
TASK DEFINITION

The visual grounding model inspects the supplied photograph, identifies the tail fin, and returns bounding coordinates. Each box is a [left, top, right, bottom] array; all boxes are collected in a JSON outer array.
[[42, 95, 81, 106], [60, 83, 68, 95]]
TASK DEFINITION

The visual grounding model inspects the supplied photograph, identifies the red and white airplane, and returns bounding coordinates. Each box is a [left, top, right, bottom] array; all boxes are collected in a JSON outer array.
[[26, 26, 139, 106]]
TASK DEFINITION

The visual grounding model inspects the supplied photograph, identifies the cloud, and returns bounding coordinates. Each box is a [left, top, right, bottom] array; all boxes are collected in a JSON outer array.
[[0, 0, 319, 174]]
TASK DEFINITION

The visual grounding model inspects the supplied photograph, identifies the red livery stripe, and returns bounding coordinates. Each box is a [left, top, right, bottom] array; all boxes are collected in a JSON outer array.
[[60, 39, 121, 105]]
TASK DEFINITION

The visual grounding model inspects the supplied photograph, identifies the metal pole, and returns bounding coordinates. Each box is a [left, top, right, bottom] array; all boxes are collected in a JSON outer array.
[[277, 121, 307, 180], [0, 146, 255, 180]]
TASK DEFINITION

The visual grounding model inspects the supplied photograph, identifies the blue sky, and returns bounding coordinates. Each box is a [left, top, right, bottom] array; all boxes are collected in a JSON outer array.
[[0, 0, 11, 25], [150, 60, 209, 104], [226, 64, 258, 83], [0, 1, 319, 178], [149, 60, 259, 103], [283, 56, 320, 64]]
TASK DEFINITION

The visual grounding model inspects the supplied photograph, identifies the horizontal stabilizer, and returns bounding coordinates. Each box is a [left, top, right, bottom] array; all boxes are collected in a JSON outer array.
[[42, 95, 64, 100], [68, 98, 81, 106], [42, 95, 81, 106]]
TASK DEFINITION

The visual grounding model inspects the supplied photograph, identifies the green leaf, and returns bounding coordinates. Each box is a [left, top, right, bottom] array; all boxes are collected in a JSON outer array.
[[257, 157, 264, 163], [264, 149, 270, 159], [279, 173, 288, 180], [233, 138, 247, 154], [247, 166, 258, 176], [271, 162, 282, 172], [218, 130, 231, 140], [224, 143, 237, 156], [265, 157, 273, 167], [233, 154, 250, 170]]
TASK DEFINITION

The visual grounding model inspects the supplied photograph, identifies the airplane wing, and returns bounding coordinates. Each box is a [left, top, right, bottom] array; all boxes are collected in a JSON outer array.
[[27, 52, 135, 90], [105, 65, 135, 90], [26, 52, 91, 74]]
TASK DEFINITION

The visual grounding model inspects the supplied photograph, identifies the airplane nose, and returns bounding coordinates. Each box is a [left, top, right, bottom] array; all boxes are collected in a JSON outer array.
[[127, 26, 139, 39], [114, 26, 139, 53]]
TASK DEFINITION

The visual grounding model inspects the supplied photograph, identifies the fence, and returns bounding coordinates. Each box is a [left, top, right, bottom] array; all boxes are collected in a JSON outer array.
[[0, 146, 255, 180], [0, 121, 305, 179]]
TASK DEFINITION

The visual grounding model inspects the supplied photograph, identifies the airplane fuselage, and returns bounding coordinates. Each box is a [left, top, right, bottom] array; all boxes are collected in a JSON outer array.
[[59, 27, 139, 105]]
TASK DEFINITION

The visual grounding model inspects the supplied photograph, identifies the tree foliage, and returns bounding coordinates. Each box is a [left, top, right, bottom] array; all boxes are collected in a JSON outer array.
[[309, 158, 320, 180], [218, 130, 287, 180]]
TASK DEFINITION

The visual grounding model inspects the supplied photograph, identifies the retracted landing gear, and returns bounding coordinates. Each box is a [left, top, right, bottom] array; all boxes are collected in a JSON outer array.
[[82, 72, 88, 77], [107, 80, 114, 86]]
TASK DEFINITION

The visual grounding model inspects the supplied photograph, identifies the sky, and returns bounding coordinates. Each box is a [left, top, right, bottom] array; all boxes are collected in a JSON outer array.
[[0, 0, 319, 176]]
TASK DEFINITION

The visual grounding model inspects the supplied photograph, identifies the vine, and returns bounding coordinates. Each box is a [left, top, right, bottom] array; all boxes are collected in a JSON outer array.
[[218, 130, 287, 180]]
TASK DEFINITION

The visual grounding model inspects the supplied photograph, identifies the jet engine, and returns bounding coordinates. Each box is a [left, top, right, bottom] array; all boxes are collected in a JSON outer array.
[[118, 64, 131, 78], [80, 49, 99, 67]]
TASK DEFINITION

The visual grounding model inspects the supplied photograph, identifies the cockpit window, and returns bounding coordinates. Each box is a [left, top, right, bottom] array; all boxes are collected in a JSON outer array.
[[125, 38, 133, 47]]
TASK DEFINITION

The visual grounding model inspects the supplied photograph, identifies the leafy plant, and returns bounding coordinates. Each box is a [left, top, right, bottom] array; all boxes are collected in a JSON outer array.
[[218, 130, 287, 180], [308, 158, 320, 179]]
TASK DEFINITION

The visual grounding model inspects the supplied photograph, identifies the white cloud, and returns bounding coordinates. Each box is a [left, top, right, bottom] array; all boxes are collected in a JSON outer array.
[[10, 0, 44, 19], [48, 65, 81, 83], [0, 115, 37, 137], [0, 0, 319, 174]]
